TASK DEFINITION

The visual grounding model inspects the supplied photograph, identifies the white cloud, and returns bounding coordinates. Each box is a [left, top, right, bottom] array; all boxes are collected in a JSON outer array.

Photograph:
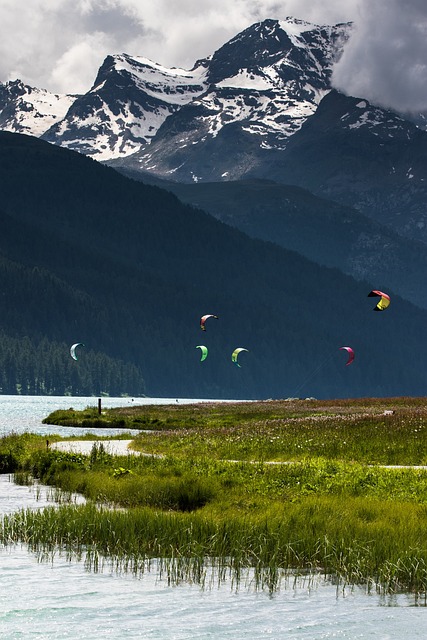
[[0, 0, 145, 92], [49, 34, 112, 94]]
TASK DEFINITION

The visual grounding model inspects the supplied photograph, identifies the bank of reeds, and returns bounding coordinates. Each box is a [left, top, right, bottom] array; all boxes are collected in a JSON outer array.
[[2, 496, 427, 594]]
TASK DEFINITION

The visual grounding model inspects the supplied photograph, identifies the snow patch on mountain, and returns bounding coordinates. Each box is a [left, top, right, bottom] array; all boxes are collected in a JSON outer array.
[[0, 80, 76, 137], [51, 94, 178, 160], [107, 55, 208, 106], [216, 70, 272, 91], [340, 101, 415, 140]]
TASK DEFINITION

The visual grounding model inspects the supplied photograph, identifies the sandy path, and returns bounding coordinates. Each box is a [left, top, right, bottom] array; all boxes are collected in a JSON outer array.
[[50, 440, 427, 469], [51, 440, 140, 456]]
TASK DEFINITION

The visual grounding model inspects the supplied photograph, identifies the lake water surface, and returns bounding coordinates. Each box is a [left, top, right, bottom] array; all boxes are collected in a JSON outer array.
[[0, 394, 222, 437], [0, 395, 426, 639]]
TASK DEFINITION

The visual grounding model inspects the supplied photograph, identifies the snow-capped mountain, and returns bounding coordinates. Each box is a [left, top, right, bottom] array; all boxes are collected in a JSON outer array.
[[125, 18, 350, 181], [180, 17, 348, 147], [0, 80, 76, 137]]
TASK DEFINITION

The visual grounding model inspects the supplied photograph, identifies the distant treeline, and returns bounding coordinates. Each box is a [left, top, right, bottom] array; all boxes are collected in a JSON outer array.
[[0, 333, 145, 396]]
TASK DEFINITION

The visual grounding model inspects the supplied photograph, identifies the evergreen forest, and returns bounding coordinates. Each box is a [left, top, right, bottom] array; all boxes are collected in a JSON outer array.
[[0, 130, 427, 399]]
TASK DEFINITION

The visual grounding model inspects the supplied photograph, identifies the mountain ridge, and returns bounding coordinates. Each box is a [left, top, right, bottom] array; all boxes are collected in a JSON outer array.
[[133, 175, 427, 310], [1, 17, 350, 161], [0, 79, 75, 137]]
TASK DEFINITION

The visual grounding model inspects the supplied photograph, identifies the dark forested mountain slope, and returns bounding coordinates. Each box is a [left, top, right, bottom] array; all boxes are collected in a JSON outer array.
[[249, 90, 427, 244], [0, 130, 426, 399], [136, 176, 427, 311]]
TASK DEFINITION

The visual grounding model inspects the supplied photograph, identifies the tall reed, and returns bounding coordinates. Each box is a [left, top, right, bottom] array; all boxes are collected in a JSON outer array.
[[2, 494, 427, 594]]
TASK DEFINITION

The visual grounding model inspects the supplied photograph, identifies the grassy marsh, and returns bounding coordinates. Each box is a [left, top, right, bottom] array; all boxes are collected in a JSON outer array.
[[3, 396, 427, 594], [44, 397, 427, 464]]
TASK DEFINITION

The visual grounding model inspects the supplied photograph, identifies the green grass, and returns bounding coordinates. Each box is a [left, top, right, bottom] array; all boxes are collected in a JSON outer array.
[[4, 396, 427, 594], [45, 397, 427, 464], [126, 398, 427, 465]]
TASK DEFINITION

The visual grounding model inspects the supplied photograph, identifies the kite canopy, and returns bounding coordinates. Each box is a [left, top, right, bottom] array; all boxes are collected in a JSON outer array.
[[339, 346, 355, 366], [196, 345, 208, 361], [232, 347, 248, 367], [368, 290, 390, 311], [70, 343, 85, 361], [200, 314, 219, 331]]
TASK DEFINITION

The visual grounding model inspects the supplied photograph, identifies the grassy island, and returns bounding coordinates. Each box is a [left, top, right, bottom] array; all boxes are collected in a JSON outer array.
[[2, 396, 427, 595]]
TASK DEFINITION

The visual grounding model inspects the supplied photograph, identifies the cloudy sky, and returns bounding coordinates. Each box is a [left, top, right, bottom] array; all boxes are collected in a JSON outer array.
[[1, 0, 426, 113]]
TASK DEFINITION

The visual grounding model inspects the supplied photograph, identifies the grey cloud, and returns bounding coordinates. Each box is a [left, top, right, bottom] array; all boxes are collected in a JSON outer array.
[[0, 0, 147, 92], [332, 0, 427, 113], [77, 4, 144, 42]]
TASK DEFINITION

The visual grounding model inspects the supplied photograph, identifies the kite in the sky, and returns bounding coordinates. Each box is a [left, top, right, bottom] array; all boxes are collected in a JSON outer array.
[[200, 314, 219, 331], [368, 290, 390, 311], [70, 343, 85, 361], [196, 345, 208, 361], [339, 346, 355, 366], [232, 347, 248, 368]]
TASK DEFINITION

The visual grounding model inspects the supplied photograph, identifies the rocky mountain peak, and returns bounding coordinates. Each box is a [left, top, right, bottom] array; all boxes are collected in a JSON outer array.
[[207, 17, 350, 86]]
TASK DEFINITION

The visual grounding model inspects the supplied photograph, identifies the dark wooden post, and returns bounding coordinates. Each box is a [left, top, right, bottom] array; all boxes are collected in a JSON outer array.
[[98, 398, 102, 415]]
